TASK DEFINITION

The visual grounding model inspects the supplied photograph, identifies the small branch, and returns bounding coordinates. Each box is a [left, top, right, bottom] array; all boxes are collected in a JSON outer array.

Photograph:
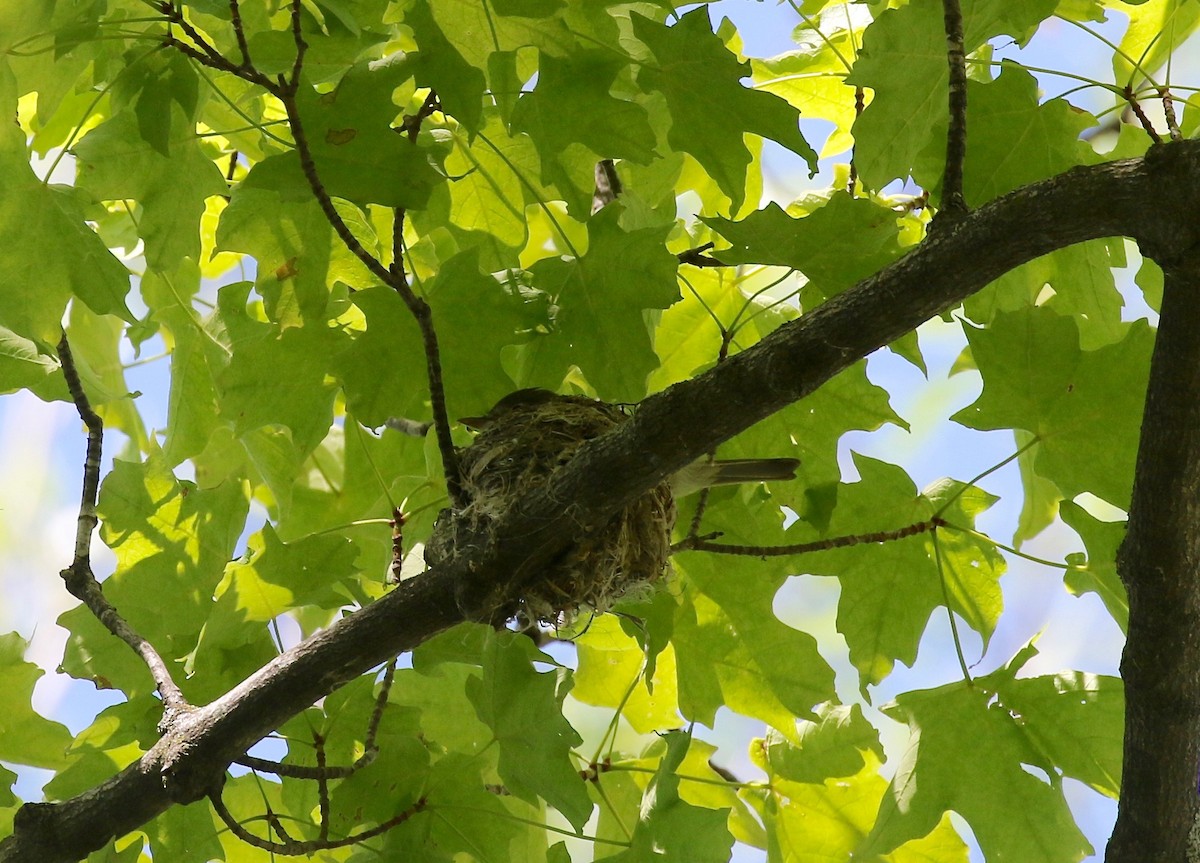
[[173, 0, 465, 508], [158, 2, 228, 70], [314, 732, 331, 841], [56, 334, 190, 724], [282, 0, 307, 94], [412, 307, 464, 507], [163, 0, 461, 512], [1160, 87, 1183, 142], [233, 661, 395, 779], [209, 789, 425, 854], [391, 207, 408, 287], [236, 753, 357, 780], [1124, 84, 1163, 144], [677, 243, 727, 268], [682, 328, 736, 541], [228, 0, 252, 68], [159, 1, 272, 88], [591, 158, 622, 214], [940, 0, 968, 215], [848, 86, 865, 196], [384, 416, 433, 437], [400, 90, 441, 143], [673, 519, 942, 556]]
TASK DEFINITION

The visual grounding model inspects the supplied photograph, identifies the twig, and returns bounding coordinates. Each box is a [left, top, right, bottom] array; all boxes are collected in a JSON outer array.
[[848, 86, 864, 196], [233, 660, 395, 778], [389, 508, 406, 583], [673, 518, 943, 556], [940, 0, 968, 215], [228, 0, 252, 68], [159, 2, 272, 88], [56, 334, 190, 724], [265, 8, 463, 506], [400, 90, 441, 143], [682, 328, 736, 541], [314, 732, 331, 841], [1125, 84, 1163, 143], [591, 158, 622, 214], [383, 416, 433, 437], [209, 789, 425, 853], [282, 0, 306, 95], [677, 242, 727, 268], [1161, 87, 1183, 141]]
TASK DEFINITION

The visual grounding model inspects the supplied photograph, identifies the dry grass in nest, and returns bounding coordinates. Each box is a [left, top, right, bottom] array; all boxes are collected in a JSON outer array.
[[425, 394, 676, 622]]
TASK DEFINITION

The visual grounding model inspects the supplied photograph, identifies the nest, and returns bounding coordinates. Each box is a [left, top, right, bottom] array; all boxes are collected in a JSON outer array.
[[424, 394, 676, 622]]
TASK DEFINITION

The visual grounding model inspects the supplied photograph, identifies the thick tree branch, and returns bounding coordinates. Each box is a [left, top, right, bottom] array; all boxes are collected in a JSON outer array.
[[8, 141, 1200, 863], [1106, 246, 1200, 862]]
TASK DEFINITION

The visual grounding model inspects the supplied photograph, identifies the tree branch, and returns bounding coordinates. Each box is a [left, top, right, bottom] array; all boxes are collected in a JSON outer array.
[[939, 0, 968, 215], [8, 140, 1200, 863], [55, 335, 189, 724], [1106, 243, 1200, 861]]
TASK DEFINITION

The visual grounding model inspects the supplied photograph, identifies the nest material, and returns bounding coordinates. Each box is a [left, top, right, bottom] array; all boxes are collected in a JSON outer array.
[[425, 394, 676, 621]]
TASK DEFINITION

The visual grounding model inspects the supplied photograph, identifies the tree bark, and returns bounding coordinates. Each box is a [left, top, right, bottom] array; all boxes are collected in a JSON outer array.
[[6, 140, 1200, 862], [1106, 248, 1200, 861]]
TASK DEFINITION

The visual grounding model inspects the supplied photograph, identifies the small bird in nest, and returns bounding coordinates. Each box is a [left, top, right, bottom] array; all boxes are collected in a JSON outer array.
[[460, 388, 801, 495], [426, 388, 799, 621]]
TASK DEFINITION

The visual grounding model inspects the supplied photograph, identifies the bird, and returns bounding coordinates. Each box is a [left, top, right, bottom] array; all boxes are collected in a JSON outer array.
[[459, 388, 800, 496], [428, 387, 799, 620]]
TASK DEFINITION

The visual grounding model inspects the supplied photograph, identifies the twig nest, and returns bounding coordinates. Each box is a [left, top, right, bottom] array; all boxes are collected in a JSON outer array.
[[425, 394, 676, 622]]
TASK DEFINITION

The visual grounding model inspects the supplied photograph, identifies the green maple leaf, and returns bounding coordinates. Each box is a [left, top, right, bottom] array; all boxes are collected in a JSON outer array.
[[703, 194, 905, 302], [404, 0, 487, 132], [511, 50, 656, 178], [422, 111, 537, 270], [913, 65, 1098, 203], [146, 800, 222, 863], [427, 250, 532, 419], [967, 239, 1127, 354], [74, 108, 226, 273], [193, 525, 357, 676], [467, 631, 593, 830], [753, 704, 884, 785], [331, 286, 427, 426], [217, 183, 382, 324], [749, 750, 969, 863], [0, 64, 130, 341], [858, 646, 1116, 862], [848, 0, 1058, 191], [674, 509, 837, 734], [0, 633, 73, 770], [953, 308, 1152, 509], [298, 56, 443, 209], [0, 326, 57, 394], [42, 697, 162, 801], [797, 455, 1004, 688], [632, 9, 816, 210], [524, 205, 679, 401], [59, 457, 249, 697], [140, 268, 226, 466], [574, 614, 682, 734], [403, 0, 575, 133], [603, 729, 734, 863], [218, 323, 343, 454], [1060, 500, 1128, 632]]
